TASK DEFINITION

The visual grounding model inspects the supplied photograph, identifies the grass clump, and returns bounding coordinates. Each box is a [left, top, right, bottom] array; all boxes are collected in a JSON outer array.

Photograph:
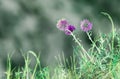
[[4, 12, 120, 79]]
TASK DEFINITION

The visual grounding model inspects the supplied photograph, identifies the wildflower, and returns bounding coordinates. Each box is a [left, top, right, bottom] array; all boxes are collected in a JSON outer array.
[[56, 18, 69, 31], [64, 25, 76, 35], [80, 19, 92, 32]]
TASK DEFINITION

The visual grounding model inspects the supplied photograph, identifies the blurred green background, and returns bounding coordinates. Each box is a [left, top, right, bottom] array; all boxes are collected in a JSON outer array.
[[0, 0, 120, 77]]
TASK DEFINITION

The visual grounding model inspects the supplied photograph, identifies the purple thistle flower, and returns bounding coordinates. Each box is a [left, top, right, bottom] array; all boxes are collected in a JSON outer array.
[[80, 19, 92, 32], [64, 25, 76, 35], [56, 18, 69, 31]]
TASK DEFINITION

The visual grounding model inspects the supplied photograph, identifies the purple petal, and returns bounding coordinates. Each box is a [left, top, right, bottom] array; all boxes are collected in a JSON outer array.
[[80, 19, 92, 32], [64, 25, 76, 35], [56, 18, 69, 31]]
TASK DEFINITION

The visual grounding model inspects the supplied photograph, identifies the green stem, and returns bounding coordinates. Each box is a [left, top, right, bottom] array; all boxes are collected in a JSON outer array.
[[86, 32, 100, 54], [28, 51, 41, 79], [71, 32, 86, 53], [101, 12, 115, 52], [70, 32, 93, 62], [7, 55, 11, 79]]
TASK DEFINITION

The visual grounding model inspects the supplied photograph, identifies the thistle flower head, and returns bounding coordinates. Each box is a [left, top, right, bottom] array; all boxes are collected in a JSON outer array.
[[80, 19, 92, 32], [56, 18, 69, 31], [64, 25, 76, 35]]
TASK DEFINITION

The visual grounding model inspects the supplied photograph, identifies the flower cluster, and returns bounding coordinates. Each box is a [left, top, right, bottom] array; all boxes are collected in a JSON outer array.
[[56, 18, 76, 35], [56, 18, 92, 35]]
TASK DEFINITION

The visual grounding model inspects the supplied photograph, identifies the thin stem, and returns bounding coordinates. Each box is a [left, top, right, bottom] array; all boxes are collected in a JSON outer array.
[[86, 32, 101, 54], [28, 51, 40, 79], [6, 55, 11, 79], [101, 12, 115, 53], [70, 32, 93, 63], [71, 32, 86, 53]]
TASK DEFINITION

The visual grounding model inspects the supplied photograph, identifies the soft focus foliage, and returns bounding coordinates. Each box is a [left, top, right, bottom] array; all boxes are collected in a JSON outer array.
[[0, 0, 120, 78]]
